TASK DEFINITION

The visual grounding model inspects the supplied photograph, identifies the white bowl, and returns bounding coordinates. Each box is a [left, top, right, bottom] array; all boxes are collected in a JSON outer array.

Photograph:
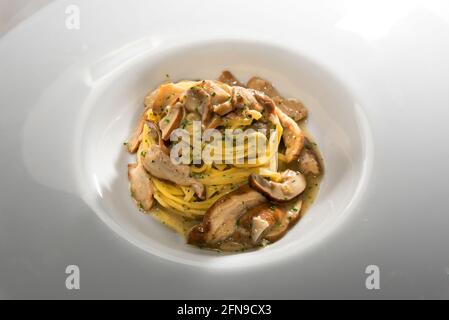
[[77, 40, 373, 267]]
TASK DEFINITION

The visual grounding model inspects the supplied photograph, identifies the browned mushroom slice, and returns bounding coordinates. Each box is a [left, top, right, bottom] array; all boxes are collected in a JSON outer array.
[[218, 70, 245, 87], [276, 107, 305, 162], [128, 162, 154, 211], [249, 169, 306, 202], [232, 86, 263, 112], [273, 97, 308, 122], [252, 91, 277, 116], [201, 80, 231, 105], [158, 102, 184, 141], [187, 185, 267, 245], [213, 100, 234, 116], [183, 85, 210, 113], [238, 203, 278, 243], [299, 147, 321, 176], [126, 113, 146, 153], [248, 77, 308, 122], [151, 83, 187, 114], [185, 111, 201, 122], [126, 88, 163, 153], [247, 76, 280, 98], [142, 145, 205, 199], [201, 101, 214, 126], [182, 84, 217, 125], [146, 121, 170, 155], [264, 200, 302, 242]]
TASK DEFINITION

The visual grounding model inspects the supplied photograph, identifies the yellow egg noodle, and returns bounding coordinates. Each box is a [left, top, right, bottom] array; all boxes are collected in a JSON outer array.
[[134, 81, 287, 233]]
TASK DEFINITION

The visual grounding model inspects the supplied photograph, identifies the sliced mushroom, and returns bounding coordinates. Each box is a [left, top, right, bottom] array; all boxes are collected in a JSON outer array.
[[251, 215, 272, 243], [264, 199, 302, 242], [187, 185, 267, 245], [201, 80, 231, 105], [253, 91, 277, 118], [142, 145, 205, 199], [201, 101, 214, 126], [126, 112, 146, 153], [144, 88, 158, 110], [249, 169, 306, 202], [238, 203, 277, 243], [247, 77, 308, 122], [128, 162, 154, 211], [146, 121, 170, 155], [299, 147, 321, 176], [185, 111, 201, 122], [182, 84, 216, 126], [276, 107, 305, 162], [232, 86, 263, 112], [213, 100, 234, 116], [273, 97, 308, 122], [152, 83, 187, 114], [158, 102, 184, 141], [247, 76, 280, 98], [218, 70, 245, 87], [126, 88, 166, 153], [182, 85, 210, 113], [234, 198, 304, 244]]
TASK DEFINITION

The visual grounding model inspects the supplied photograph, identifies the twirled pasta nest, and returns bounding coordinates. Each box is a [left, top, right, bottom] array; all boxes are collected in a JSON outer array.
[[125, 71, 323, 252]]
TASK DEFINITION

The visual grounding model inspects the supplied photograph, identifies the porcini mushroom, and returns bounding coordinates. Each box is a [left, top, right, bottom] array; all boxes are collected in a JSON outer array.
[[249, 169, 306, 202]]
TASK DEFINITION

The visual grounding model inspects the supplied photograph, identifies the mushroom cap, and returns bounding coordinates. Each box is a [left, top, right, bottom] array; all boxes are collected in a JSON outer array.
[[218, 70, 245, 87], [158, 102, 184, 141], [128, 162, 154, 211], [264, 199, 303, 242], [275, 107, 305, 163], [247, 76, 280, 98], [273, 97, 308, 122], [299, 147, 321, 176], [143, 145, 205, 199], [249, 169, 306, 202], [187, 185, 267, 245]]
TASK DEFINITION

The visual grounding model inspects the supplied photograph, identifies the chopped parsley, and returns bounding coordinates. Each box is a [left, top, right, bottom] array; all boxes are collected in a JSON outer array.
[[193, 173, 205, 179], [180, 118, 189, 128]]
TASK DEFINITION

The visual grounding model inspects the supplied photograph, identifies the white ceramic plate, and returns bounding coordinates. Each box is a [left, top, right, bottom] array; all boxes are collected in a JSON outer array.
[[1, 0, 449, 299]]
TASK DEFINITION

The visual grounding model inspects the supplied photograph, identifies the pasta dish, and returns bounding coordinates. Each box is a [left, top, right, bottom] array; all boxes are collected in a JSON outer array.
[[125, 71, 323, 251]]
